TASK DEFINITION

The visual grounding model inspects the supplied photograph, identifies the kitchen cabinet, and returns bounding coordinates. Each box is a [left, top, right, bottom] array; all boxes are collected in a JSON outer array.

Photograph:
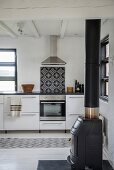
[[4, 95, 40, 130], [0, 96, 3, 130], [40, 121, 65, 130], [21, 95, 39, 113], [66, 95, 84, 130], [4, 114, 39, 130]]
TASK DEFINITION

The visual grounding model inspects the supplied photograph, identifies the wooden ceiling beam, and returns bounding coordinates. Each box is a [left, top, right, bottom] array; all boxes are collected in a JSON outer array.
[[60, 20, 68, 38], [0, 21, 17, 38], [31, 20, 40, 38]]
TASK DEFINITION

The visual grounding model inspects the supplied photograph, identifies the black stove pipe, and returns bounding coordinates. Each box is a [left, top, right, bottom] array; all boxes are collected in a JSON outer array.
[[67, 19, 102, 170], [85, 19, 101, 119]]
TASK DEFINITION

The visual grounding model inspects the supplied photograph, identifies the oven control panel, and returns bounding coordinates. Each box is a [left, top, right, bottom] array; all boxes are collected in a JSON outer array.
[[40, 95, 65, 101]]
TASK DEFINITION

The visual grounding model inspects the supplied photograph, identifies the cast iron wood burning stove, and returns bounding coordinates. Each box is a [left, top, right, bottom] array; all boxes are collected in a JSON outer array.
[[67, 20, 103, 170], [67, 116, 102, 170]]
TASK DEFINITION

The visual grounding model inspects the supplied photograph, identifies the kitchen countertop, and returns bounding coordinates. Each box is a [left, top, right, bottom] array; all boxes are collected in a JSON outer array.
[[0, 91, 84, 95]]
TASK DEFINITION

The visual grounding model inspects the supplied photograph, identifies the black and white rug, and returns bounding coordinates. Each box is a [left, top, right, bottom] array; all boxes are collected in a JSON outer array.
[[37, 160, 114, 170], [0, 138, 70, 148]]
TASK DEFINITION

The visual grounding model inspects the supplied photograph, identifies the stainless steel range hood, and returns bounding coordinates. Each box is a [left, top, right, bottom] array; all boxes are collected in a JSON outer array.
[[41, 35, 66, 65]]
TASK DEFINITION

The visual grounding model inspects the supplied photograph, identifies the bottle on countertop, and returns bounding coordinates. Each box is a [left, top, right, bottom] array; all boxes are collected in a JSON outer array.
[[75, 82, 81, 93], [75, 80, 84, 93], [75, 80, 77, 93], [81, 84, 84, 93]]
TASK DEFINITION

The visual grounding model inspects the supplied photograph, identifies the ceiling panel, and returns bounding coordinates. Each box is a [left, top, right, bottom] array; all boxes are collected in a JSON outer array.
[[3, 20, 39, 37], [0, 19, 85, 38], [65, 19, 85, 37], [34, 20, 61, 36]]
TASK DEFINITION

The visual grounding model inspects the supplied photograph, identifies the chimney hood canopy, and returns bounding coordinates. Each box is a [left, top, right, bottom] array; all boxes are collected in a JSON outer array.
[[41, 56, 66, 65], [41, 35, 66, 65]]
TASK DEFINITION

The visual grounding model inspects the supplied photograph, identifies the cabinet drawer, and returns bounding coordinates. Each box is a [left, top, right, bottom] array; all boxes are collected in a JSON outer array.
[[4, 113, 39, 130], [40, 121, 65, 130]]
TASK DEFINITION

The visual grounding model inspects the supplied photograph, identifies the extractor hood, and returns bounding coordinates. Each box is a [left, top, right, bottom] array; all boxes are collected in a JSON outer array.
[[41, 35, 66, 65]]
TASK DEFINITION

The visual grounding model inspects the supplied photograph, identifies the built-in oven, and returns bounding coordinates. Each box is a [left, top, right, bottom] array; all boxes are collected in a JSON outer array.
[[40, 95, 66, 121]]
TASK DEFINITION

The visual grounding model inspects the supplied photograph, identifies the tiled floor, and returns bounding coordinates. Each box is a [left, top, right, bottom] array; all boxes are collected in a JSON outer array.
[[0, 131, 71, 170], [0, 131, 108, 170]]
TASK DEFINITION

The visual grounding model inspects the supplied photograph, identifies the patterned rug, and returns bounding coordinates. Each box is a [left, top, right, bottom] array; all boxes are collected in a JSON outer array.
[[0, 138, 70, 149], [37, 160, 114, 170]]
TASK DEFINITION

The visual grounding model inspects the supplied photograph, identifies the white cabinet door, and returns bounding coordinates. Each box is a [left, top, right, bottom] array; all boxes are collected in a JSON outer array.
[[21, 95, 39, 113], [3, 95, 40, 130], [66, 95, 84, 115], [0, 96, 4, 130], [4, 113, 39, 130], [0, 104, 3, 130], [3, 95, 11, 114], [0, 96, 3, 103], [66, 95, 84, 130]]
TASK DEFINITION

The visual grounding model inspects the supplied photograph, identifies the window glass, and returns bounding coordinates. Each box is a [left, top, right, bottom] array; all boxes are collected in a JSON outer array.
[[0, 51, 15, 62], [106, 63, 109, 77], [106, 82, 108, 96], [100, 35, 109, 100], [0, 67, 15, 77], [106, 43, 109, 58], [0, 50, 17, 91], [0, 81, 15, 91]]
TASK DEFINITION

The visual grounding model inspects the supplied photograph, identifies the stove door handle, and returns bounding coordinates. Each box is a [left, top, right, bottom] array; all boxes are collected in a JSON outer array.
[[67, 155, 75, 165]]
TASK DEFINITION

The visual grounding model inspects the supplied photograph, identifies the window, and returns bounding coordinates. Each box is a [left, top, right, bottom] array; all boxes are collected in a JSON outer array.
[[100, 35, 109, 100], [0, 49, 17, 91]]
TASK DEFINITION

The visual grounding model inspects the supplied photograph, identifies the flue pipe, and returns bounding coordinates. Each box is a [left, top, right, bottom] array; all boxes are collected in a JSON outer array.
[[85, 19, 101, 119]]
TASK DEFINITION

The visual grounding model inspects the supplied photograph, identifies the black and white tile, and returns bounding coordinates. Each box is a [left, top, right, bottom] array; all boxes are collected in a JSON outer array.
[[40, 67, 65, 94], [0, 138, 70, 148]]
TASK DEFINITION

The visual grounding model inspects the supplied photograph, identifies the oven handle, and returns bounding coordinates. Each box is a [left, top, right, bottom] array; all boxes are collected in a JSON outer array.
[[40, 102, 65, 104]]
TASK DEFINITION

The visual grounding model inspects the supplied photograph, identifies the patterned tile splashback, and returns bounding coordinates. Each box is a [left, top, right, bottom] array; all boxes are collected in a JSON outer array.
[[40, 67, 65, 94]]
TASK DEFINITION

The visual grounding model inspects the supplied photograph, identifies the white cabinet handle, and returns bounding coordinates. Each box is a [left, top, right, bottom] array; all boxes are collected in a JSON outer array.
[[7, 113, 37, 117], [41, 102, 65, 104], [69, 97, 83, 99], [42, 123, 63, 125], [21, 113, 36, 116], [21, 96, 36, 99], [69, 113, 83, 115]]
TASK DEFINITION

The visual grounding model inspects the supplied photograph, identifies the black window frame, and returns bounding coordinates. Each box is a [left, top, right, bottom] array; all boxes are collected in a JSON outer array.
[[0, 49, 17, 91], [100, 35, 109, 101]]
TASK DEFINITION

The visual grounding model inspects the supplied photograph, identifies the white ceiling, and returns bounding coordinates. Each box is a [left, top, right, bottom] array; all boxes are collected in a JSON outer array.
[[0, 0, 114, 20], [0, 19, 85, 38]]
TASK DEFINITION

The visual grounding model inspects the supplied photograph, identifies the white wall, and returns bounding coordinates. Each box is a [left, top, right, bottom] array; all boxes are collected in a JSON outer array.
[[100, 19, 114, 166], [58, 37, 85, 89], [0, 36, 84, 92]]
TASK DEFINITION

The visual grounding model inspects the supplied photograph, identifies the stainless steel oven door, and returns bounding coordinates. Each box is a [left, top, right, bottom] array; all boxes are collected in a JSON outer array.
[[40, 100, 66, 121]]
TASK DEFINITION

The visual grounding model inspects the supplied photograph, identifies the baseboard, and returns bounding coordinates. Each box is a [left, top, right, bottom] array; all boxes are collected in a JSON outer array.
[[103, 147, 114, 168]]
